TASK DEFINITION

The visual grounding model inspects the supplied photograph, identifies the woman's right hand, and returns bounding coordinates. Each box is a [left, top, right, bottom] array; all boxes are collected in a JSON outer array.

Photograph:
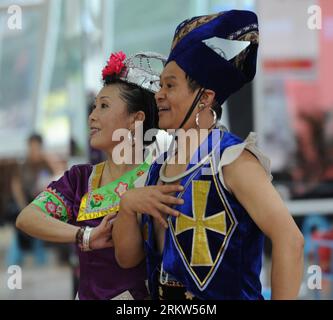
[[120, 185, 184, 228]]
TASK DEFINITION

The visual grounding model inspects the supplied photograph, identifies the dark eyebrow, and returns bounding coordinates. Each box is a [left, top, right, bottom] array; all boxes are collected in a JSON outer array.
[[97, 96, 112, 101], [160, 75, 177, 81]]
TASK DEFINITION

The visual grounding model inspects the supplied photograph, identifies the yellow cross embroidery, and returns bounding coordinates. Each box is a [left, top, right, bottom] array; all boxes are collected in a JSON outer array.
[[175, 180, 226, 266]]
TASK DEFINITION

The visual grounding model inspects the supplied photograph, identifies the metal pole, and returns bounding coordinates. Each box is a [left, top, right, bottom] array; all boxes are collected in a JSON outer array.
[[34, 0, 61, 132], [194, 0, 209, 15], [102, 0, 115, 58]]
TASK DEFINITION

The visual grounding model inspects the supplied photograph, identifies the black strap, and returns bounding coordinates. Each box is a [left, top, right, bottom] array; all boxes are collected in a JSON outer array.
[[178, 87, 205, 129], [166, 88, 205, 160]]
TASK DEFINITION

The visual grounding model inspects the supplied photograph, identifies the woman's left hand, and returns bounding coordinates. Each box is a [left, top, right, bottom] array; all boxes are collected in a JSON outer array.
[[89, 214, 116, 250]]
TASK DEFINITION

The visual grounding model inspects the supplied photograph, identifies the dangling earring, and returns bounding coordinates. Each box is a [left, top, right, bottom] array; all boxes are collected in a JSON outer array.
[[195, 103, 205, 129], [127, 130, 136, 146], [196, 107, 217, 129]]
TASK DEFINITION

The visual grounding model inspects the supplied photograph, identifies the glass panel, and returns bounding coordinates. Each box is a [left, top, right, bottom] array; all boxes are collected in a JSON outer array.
[[114, 0, 196, 55], [210, 0, 255, 11], [0, 5, 45, 157], [37, 0, 87, 158]]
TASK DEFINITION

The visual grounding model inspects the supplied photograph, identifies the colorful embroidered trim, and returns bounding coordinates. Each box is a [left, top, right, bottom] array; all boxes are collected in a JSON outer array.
[[32, 188, 71, 222]]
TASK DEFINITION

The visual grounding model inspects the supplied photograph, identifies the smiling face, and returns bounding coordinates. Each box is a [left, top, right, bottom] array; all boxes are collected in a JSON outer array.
[[88, 84, 132, 152], [155, 61, 200, 130]]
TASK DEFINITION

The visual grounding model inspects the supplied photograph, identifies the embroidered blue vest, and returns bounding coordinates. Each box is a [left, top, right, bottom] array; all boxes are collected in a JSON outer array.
[[142, 129, 264, 300]]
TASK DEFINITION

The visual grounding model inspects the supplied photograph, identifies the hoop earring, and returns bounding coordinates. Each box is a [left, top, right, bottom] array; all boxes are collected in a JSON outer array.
[[196, 108, 217, 129]]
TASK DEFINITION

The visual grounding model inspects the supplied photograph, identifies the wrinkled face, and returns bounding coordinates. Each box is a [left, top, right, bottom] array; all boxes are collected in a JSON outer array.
[[155, 61, 199, 130], [88, 85, 131, 151]]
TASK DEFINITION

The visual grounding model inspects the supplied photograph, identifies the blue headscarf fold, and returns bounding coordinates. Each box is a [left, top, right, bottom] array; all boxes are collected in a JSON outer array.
[[167, 10, 259, 105]]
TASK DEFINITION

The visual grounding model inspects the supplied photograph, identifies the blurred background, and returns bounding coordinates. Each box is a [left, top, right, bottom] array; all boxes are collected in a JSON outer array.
[[0, 0, 333, 300]]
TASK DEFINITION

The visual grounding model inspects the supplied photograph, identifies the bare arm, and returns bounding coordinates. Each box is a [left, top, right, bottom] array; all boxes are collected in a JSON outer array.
[[16, 204, 79, 243], [224, 150, 304, 300], [16, 204, 114, 249], [113, 185, 184, 269], [112, 208, 145, 269]]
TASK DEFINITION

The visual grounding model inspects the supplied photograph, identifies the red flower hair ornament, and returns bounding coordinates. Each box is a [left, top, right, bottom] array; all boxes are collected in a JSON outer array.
[[101, 51, 167, 93], [102, 51, 126, 80]]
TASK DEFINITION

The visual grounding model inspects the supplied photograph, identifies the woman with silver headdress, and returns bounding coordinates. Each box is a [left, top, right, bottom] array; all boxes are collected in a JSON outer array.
[[113, 11, 304, 300], [15, 51, 181, 300]]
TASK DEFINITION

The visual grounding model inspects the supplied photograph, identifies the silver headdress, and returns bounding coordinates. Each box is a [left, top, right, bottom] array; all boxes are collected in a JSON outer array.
[[121, 52, 166, 93], [103, 51, 166, 93]]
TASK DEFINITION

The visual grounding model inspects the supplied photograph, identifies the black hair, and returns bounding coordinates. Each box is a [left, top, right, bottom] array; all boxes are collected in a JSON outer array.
[[103, 75, 158, 146], [185, 74, 222, 119], [28, 133, 43, 145]]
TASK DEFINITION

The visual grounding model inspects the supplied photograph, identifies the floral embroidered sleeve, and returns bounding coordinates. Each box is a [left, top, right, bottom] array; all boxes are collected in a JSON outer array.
[[32, 188, 72, 223], [30, 165, 86, 224]]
